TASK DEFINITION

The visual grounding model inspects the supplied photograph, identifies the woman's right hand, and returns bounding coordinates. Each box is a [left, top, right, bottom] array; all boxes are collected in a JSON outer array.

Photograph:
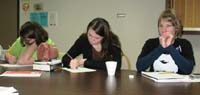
[[159, 36, 167, 48], [69, 59, 80, 69], [159, 33, 174, 48], [5, 53, 17, 64]]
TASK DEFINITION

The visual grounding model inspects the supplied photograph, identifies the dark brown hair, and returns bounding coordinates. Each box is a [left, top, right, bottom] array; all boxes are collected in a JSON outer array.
[[19, 21, 48, 46], [86, 17, 121, 59]]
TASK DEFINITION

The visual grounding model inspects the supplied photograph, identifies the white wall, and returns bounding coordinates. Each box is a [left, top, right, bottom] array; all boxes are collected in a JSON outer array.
[[182, 35, 200, 73], [22, 0, 198, 71]]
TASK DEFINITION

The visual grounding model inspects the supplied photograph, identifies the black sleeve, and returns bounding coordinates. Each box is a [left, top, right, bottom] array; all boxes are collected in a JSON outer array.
[[136, 39, 163, 72], [136, 38, 195, 74], [62, 35, 85, 67], [112, 47, 122, 70], [84, 46, 122, 70], [167, 39, 195, 74]]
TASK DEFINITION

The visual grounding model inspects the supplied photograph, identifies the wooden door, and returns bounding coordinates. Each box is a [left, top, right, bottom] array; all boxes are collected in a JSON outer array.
[[0, 0, 18, 49], [166, 0, 200, 28]]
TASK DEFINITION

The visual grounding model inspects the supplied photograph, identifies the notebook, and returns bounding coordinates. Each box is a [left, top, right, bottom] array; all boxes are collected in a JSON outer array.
[[142, 72, 200, 83]]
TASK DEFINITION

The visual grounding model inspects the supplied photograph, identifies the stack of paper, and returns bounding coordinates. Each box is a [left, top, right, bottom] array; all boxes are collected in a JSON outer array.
[[142, 72, 200, 83], [62, 67, 96, 73], [33, 59, 61, 71], [0, 71, 42, 77], [0, 86, 18, 95], [34, 59, 61, 65]]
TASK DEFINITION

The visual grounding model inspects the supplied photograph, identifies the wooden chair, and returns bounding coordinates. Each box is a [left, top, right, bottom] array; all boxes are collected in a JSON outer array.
[[121, 51, 131, 70]]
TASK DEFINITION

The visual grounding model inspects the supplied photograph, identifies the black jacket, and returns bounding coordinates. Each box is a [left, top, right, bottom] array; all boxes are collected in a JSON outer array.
[[62, 34, 122, 70], [136, 38, 195, 74]]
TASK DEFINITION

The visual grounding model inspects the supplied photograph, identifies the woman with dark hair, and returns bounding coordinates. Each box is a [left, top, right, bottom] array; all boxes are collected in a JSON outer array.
[[20, 21, 48, 46], [62, 17, 122, 70], [5, 21, 57, 64], [136, 9, 195, 74]]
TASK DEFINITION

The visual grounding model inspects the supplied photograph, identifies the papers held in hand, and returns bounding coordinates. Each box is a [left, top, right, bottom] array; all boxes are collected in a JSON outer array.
[[33, 59, 61, 71], [142, 72, 200, 83]]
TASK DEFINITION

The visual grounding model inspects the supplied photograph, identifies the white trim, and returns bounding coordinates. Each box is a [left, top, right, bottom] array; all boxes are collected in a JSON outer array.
[[183, 27, 200, 31]]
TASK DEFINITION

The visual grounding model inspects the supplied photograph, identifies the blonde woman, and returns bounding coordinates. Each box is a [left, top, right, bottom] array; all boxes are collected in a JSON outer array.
[[136, 9, 195, 74]]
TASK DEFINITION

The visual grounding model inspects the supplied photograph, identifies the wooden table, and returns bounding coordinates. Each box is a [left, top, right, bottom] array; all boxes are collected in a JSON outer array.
[[0, 65, 200, 95]]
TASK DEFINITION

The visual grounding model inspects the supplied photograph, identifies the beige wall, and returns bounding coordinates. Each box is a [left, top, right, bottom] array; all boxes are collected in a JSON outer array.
[[182, 35, 200, 73], [20, 0, 200, 73]]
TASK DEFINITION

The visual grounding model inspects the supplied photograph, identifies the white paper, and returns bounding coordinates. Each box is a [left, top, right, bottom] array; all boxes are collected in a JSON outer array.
[[34, 59, 61, 65], [0, 71, 42, 77], [142, 72, 200, 83], [0, 64, 32, 68], [0, 86, 18, 95], [62, 67, 96, 73], [142, 72, 186, 80], [33, 64, 56, 71]]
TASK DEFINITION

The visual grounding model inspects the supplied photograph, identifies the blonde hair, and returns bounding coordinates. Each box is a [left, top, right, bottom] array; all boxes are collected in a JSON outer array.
[[158, 9, 183, 37]]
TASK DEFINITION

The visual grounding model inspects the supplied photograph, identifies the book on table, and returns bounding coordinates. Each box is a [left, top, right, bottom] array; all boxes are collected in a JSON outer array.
[[33, 59, 61, 71], [142, 72, 200, 83]]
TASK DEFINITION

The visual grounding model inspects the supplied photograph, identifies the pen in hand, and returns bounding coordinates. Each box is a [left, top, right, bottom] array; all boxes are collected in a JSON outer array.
[[67, 53, 78, 69], [67, 53, 73, 60]]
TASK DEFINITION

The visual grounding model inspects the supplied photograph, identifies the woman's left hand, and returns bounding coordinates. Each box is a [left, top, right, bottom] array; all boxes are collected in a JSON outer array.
[[159, 33, 174, 48], [78, 59, 87, 65], [165, 34, 174, 47]]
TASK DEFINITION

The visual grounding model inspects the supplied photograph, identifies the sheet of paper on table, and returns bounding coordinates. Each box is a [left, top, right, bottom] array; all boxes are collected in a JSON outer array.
[[0, 86, 18, 95], [0, 71, 42, 77], [62, 67, 96, 73]]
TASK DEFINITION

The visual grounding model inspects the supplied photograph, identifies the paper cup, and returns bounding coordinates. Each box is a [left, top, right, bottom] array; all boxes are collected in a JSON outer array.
[[106, 61, 117, 76]]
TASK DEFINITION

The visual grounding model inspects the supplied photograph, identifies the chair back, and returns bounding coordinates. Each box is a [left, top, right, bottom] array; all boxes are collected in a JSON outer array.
[[121, 51, 131, 70]]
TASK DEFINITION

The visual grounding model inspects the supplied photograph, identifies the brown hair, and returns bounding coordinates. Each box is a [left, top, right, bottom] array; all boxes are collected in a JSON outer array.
[[158, 9, 183, 37], [20, 21, 48, 46], [86, 17, 121, 60]]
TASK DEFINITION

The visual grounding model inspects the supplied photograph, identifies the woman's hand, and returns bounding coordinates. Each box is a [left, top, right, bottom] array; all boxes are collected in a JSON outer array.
[[78, 59, 87, 65], [5, 52, 17, 64], [159, 33, 175, 48], [69, 58, 87, 69], [165, 34, 174, 47], [69, 59, 79, 69]]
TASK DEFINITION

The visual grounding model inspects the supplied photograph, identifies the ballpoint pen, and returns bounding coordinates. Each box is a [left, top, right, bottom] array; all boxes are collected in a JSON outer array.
[[67, 53, 73, 60], [67, 53, 80, 69]]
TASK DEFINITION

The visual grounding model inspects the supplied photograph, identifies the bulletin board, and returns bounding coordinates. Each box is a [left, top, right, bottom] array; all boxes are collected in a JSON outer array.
[[20, 0, 57, 27]]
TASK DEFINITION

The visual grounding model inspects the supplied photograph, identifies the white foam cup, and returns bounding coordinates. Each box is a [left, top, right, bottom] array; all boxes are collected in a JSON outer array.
[[105, 61, 117, 76]]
